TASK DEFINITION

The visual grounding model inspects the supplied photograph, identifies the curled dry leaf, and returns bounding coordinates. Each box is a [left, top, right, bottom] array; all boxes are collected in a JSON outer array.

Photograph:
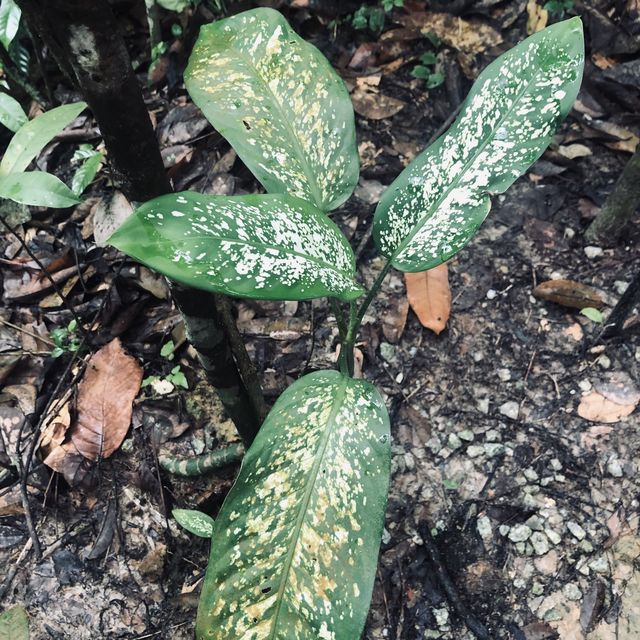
[[351, 88, 406, 120], [404, 263, 451, 335], [42, 339, 143, 484], [72, 338, 143, 460], [533, 279, 604, 309], [577, 390, 637, 424]]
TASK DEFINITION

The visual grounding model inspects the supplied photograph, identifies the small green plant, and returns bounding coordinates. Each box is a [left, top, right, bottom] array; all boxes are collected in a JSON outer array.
[[50, 319, 81, 359], [0, 101, 87, 208], [580, 306, 604, 323], [411, 51, 445, 88], [352, 0, 403, 32], [142, 339, 189, 393], [544, 0, 574, 19], [109, 9, 583, 639]]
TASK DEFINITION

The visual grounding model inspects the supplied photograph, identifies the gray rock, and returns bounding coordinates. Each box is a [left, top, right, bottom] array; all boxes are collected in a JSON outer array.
[[484, 443, 505, 457], [546, 529, 562, 545], [459, 429, 474, 442], [530, 531, 550, 556], [567, 521, 586, 541], [466, 445, 485, 458], [563, 583, 582, 601], [607, 457, 623, 478], [499, 401, 519, 420], [584, 246, 603, 259], [509, 524, 532, 543]]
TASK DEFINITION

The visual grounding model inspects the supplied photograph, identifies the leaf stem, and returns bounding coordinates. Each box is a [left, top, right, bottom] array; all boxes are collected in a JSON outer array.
[[329, 297, 347, 340], [339, 260, 393, 377]]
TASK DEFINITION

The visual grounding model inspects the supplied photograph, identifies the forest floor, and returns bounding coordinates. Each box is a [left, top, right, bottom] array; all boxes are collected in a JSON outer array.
[[1, 1, 640, 639]]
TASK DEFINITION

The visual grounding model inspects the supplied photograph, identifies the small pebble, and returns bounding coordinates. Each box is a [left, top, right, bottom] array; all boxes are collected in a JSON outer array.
[[499, 401, 520, 420], [589, 556, 609, 573], [597, 354, 611, 369], [459, 430, 474, 442], [485, 429, 501, 442], [614, 280, 629, 295], [546, 529, 562, 545], [531, 582, 544, 596], [567, 521, 586, 541], [477, 398, 490, 414], [426, 436, 442, 454], [499, 525, 510, 537], [531, 531, 550, 555], [524, 468, 539, 481], [486, 289, 498, 300], [525, 515, 544, 531], [477, 516, 492, 541], [578, 379, 592, 392], [433, 606, 449, 628], [484, 443, 505, 457], [448, 433, 462, 449], [584, 246, 603, 259], [380, 342, 395, 363], [509, 524, 532, 543], [607, 457, 623, 478], [550, 458, 563, 471], [497, 368, 511, 381], [563, 583, 582, 601], [467, 445, 485, 458]]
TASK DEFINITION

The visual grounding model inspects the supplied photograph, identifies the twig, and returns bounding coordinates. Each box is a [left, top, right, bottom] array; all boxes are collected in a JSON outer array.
[[418, 522, 492, 640], [0, 218, 88, 341], [215, 294, 268, 422], [0, 317, 55, 346], [0, 537, 32, 601]]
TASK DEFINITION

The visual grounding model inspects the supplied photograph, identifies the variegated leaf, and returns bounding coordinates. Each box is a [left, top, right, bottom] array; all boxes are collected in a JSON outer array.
[[374, 18, 584, 271], [185, 8, 359, 212], [173, 509, 215, 538], [196, 370, 390, 640], [108, 192, 363, 302]]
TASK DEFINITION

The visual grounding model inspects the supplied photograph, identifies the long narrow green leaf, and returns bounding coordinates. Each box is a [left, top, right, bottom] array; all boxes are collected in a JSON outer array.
[[373, 18, 584, 272], [0, 0, 20, 51], [196, 370, 390, 640], [0, 171, 79, 208], [185, 8, 359, 212], [108, 192, 363, 302], [0, 92, 26, 132], [0, 102, 87, 176]]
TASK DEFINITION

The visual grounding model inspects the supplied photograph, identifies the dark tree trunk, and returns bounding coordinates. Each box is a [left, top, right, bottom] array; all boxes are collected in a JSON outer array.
[[15, 0, 170, 202], [586, 144, 640, 245], [18, 0, 264, 445]]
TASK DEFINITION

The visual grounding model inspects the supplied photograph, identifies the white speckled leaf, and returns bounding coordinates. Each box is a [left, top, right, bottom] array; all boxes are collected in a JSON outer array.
[[108, 192, 363, 302], [185, 8, 358, 212], [374, 18, 584, 271], [173, 509, 215, 538], [195, 370, 390, 640]]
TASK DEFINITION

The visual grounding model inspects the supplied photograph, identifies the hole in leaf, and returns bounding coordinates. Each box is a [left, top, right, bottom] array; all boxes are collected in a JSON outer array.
[[261, 586, 272, 594], [242, 120, 251, 130]]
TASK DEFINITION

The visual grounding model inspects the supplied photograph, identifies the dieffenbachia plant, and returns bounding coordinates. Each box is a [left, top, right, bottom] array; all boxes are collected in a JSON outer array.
[[108, 9, 584, 639]]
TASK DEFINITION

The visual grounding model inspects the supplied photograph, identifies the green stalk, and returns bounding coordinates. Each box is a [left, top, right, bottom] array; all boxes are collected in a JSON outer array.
[[339, 260, 393, 377]]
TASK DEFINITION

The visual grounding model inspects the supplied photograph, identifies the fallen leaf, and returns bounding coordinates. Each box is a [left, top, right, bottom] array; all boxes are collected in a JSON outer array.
[[578, 390, 637, 423], [585, 120, 640, 153], [526, 0, 548, 34], [564, 323, 584, 342], [533, 279, 604, 309], [580, 581, 606, 633], [592, 52, 616, 70], [71, 338, 143, 460], [594, 373, 640, 406], [351, 89, 406, 120], [398, 12, 502, 54], [3, 265, 81, 303], [405, 264, 451, 334], [348, 42, 379, 69], [382, 296, 409, 343], [558, 143, 592, 159]]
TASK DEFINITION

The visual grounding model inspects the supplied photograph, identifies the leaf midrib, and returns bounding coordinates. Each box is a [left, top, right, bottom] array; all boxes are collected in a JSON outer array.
[[267, 375, 349, 639], [390, 53, 546, 263], [223, 34, 325, 210]]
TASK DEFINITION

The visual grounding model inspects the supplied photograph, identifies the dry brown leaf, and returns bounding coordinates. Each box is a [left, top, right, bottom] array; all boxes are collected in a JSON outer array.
[[564, 323, 584, 342], [586, 120, 640, 153], [382, 297, 409, 344], [533, 279, 604, 309], [526, 0, 548, 34], [591, 52, 617, 69], [351, 89, 406, 120], [577, 390, 637, 423], [404, 264, 451, 335], [4, 265, 81, 303], [71, 338, 143, 460], [399, 12, 502, 54], [558, 143, 592, 159]]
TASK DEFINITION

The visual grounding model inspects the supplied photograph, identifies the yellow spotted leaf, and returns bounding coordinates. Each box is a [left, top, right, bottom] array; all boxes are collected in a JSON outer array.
[[185, 8, 359, 212], [196, 370, 390, 640]]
